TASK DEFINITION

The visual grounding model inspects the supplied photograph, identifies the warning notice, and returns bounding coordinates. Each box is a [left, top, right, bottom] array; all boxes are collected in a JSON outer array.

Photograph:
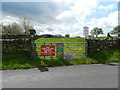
[[40, 45, 55, 56]]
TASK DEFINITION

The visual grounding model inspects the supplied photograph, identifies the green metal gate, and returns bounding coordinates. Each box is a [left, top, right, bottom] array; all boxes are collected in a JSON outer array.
[[32, 42, 87, 60]]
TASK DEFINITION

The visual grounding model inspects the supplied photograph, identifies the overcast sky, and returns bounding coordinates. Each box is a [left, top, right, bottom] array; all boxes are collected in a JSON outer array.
[[1, 0, 119, 37]]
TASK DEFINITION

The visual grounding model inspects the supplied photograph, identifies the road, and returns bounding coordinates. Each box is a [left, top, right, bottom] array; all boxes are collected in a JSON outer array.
[[2, 63, 118, 88]]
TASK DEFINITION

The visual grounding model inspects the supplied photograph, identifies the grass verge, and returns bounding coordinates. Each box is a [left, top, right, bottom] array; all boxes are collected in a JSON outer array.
[[2, 49, 119, 70]]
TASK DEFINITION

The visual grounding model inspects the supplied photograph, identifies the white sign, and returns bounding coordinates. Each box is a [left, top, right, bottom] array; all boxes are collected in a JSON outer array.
[[83, 26, 89, 39]]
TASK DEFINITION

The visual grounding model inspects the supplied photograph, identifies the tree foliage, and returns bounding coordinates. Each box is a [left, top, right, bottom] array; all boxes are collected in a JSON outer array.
[[65, 34, 70, 38], [92, 27, 103, 37], [75, 36, 81, 38], [54, 34, 64, 38], [2, 23, 23, 35], [19, 15, 33, 35], [111, 25, 120, 37], [2, 15, 33, 35]]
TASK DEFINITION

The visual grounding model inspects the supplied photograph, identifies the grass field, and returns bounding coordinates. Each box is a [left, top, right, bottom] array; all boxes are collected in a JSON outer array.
[[35, 37, 85, 42], [2, 37, 120, 70]]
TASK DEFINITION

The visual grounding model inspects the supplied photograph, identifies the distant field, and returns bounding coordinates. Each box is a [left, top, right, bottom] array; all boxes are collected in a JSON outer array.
[[35, 37, 85, 42]]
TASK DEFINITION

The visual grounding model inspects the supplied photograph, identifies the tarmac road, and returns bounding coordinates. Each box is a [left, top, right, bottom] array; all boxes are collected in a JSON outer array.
[[2, 63, 118, 88]]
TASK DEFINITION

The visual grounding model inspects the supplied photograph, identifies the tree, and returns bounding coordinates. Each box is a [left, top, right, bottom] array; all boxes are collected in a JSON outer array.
[[110, 25, 120, 37], [2, 14, 33, 35], [75, 36, 81, 38], [55, 34, 64, 38], [90, 30, 94, 37], [19, 14, 33, 35], [2, 23, 23, 35], [65, 34, 70, 38], [0, 23, 2, 35], [92, 27, 103, 37]]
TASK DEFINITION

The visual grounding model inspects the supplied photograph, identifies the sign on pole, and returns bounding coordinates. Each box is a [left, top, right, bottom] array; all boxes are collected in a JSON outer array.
[[40, 45, 55, 56], [83, 26, 89, 39]]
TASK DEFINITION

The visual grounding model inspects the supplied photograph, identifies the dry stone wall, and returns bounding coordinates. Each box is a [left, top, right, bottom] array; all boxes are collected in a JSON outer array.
[[86, 38, 120, 56], [2, 35, 31, 55]]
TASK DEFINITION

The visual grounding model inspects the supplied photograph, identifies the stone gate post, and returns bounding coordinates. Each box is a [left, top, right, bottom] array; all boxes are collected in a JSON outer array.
[[29, 29, 38, 60]]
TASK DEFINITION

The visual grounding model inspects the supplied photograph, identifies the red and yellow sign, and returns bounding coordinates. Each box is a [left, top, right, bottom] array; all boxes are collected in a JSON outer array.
[[40, 45, 55, 56]]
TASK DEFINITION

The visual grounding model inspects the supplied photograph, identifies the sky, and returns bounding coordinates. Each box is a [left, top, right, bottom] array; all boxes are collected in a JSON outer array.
[[1, 0, 119, 37]]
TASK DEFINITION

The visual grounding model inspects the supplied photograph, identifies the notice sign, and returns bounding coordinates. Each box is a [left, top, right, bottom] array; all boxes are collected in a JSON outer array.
[[56, 43, 64, 57], [41, 45, 55, 56], [57, 47, 63, 52]]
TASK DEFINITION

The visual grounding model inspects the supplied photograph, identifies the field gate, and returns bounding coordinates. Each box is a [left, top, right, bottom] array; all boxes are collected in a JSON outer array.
[[31, 41, 87, 60]]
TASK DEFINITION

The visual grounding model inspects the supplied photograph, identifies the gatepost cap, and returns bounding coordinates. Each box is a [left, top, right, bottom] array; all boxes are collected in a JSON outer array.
[[29, 29, 36, 34]]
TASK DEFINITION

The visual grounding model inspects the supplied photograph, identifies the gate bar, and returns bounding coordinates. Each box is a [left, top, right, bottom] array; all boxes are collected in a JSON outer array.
[[33, 42, 86, 44]]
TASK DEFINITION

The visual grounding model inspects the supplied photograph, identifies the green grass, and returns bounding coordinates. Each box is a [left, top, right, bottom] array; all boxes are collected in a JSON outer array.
[[2, 49, 119, 70], [89, 49, 120, 64], [35, 37, 85, 42], [2, 54, 71, 70], [2, 53, 38, 70]]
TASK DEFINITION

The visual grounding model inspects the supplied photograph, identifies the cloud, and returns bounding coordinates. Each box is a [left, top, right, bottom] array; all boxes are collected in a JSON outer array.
[[98, 4, 116, 11], [35, 25, 66, 36], [2, 2, 65, 24], [56, 0, 98, 24], [0, 16, 19, 25], [89, 11, 118, 36], [115, 0, 120, 2]]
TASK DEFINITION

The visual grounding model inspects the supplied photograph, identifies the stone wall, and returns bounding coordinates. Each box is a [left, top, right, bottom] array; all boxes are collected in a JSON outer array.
[[2, 35, 30, 39], [2, 35, 31, 55], [86, 38, 120, 56]]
